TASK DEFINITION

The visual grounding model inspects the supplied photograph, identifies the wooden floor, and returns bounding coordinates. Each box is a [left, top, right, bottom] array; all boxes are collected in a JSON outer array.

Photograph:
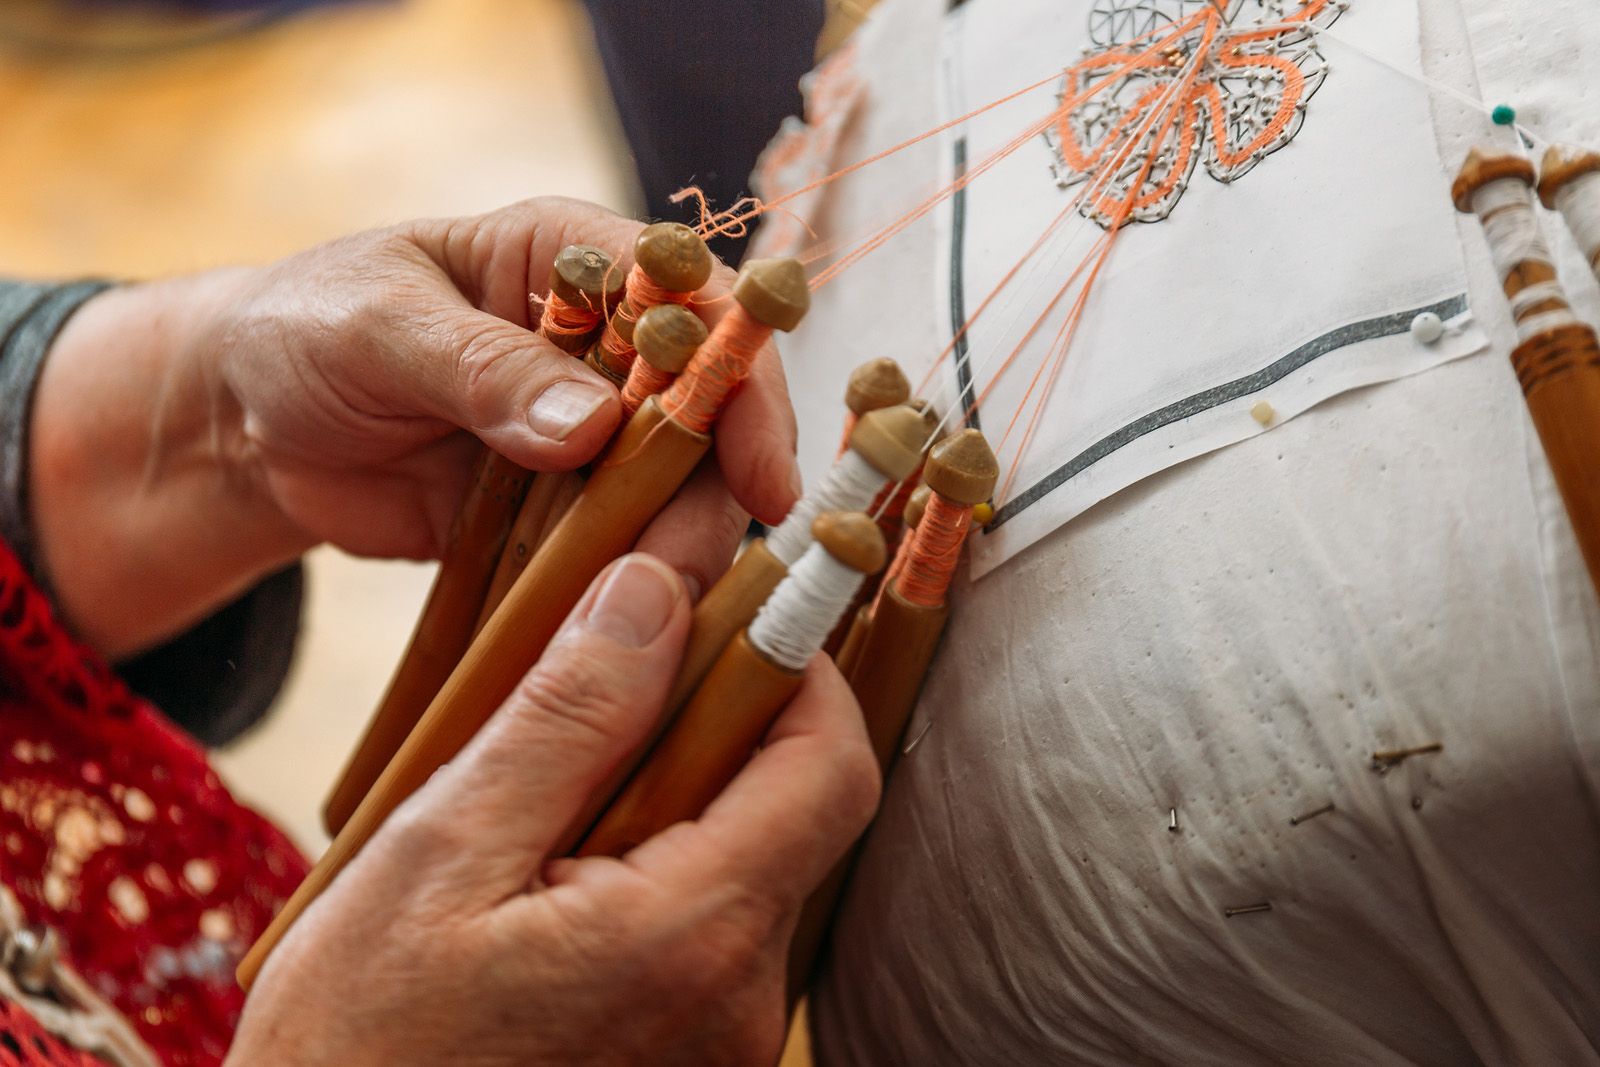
[[0, 3, 817, 1060]]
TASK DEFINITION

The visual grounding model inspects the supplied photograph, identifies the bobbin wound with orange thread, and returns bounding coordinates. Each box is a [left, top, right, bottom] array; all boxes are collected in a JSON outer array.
[[589, 222, 713, 384], [619, 303, 708, 415], [237, 255, 811, 992], [540, 244, 625, 354], [1455, 147, 1600, 598], [579, 512, 887, 860], [835, 482, 930, 679]]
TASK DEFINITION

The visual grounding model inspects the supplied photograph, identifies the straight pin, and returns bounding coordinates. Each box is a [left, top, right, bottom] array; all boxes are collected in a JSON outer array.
[[1370, 742, 1442, 772], [1168, 808, 1180, 833], [1224, 902, 1273, 918], [1288, 801, 1335, 826]]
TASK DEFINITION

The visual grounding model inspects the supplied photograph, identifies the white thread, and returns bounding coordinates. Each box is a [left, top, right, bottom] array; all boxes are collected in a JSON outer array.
[[1553, 175, 1600, 270], [746, 542, 864, 671], [1508, 279, 1566, 318], [1517, 309, 1580, 340], [1474, 179, 1553, 285], [766, 449, 886, 566]]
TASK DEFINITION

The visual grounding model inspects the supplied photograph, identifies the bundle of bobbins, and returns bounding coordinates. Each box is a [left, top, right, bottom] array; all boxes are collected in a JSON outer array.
[[239, 256, 811, 990], [471, 302, 714, 641], [611, 400, 926, 834], [786, 429, 998, 1005], [1538, 144, 1600, 286], [321, 241, 624, 839], [577, 511, 888, 859], [1454, 147, 1600, 595], [588, 222, 714, 385]]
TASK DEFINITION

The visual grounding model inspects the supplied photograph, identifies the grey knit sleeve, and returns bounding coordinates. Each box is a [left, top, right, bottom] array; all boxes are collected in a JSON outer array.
[[0, 280, 303, 746]]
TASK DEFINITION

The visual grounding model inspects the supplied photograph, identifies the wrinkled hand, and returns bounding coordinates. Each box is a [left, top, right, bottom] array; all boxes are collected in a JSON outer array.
[[217, 198, 800, 561], [35, 198, 800, 654], [228, 554, 879, 1066]]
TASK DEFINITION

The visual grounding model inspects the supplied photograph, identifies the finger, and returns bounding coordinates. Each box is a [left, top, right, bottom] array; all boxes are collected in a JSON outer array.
[[622, 656, 880, 908], [634, 458, 749, 601], [402, 300, 624, 471], [397, 200, 650, 470], [376, 553, 689, 903]]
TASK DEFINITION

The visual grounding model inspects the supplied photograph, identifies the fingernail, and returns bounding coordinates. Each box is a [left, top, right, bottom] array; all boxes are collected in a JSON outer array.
[[528, 380, 609, 442], [586, 555, 680, 647]]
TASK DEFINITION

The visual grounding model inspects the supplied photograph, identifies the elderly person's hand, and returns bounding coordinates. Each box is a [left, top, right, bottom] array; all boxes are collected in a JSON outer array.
[[225, 553, 879, 1066], [32, 199, 798, 655]]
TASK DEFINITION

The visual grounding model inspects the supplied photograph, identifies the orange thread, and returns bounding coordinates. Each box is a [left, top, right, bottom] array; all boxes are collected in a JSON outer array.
[[659, 304, 768, 435], [835, 411, 859, 459], [538, 291, 605, 349], [619, 358, 678, 416], [595, 265, 696, 377], [895, 494, 973, 609]]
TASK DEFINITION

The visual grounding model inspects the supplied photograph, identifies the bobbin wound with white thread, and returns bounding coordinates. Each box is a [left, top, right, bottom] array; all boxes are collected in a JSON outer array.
[[579, 512, 886, 858], [1453, 146, 1600, 601], [766, 404, 927, 565], [1538, 143, 1600, 281], [1452, 148, 1578, 342]]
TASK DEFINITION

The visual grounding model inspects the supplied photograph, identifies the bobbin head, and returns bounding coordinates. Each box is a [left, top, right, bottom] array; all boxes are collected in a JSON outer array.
[[633, 304, 708, 373], [732, 258, 811, 331], [908, 397, 942, 444], [1451, 146, 1536, 213], [848, 404, 927, 480], [903, 484, 933, 530], [811, 511, 887, 574], [925, 429, 999, 506], [549, 245, 624, 310], [634, 222, 715, 293], [1537, 143, 1600, 209], [845, 358, 911, 415]]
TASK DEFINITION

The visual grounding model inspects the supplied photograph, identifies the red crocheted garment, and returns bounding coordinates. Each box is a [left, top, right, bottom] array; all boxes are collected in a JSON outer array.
[[0, 537, 310, 1066]]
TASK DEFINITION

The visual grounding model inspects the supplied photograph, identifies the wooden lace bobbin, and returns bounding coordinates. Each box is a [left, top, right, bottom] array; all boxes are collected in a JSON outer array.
[[834, 483, 930, 680], [619, 303, 709, 416], [1455, 148, 1600, 593], [1538, 144, 1600, 284], [239, 258, 810, 990], [560, 405, 928, 851], [321, 243, 621, 836], [823, 400, 942, 659], [577, 513, 887, 859], [540, 244, 626, 354], [836, 357, 911, 455], [320, 446, 528, 836], [787, 431, 997, 1005], [588, 222, 713, 385]]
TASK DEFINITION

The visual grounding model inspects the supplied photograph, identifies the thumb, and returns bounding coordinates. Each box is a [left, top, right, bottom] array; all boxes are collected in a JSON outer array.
[[420, 303, 622, 470], [378, 553, 689, 902]]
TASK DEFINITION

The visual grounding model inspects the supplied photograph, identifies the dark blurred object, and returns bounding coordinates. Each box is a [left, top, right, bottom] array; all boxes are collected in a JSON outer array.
[[582, 0, 824, 263], [0, 0, 367, 58]]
